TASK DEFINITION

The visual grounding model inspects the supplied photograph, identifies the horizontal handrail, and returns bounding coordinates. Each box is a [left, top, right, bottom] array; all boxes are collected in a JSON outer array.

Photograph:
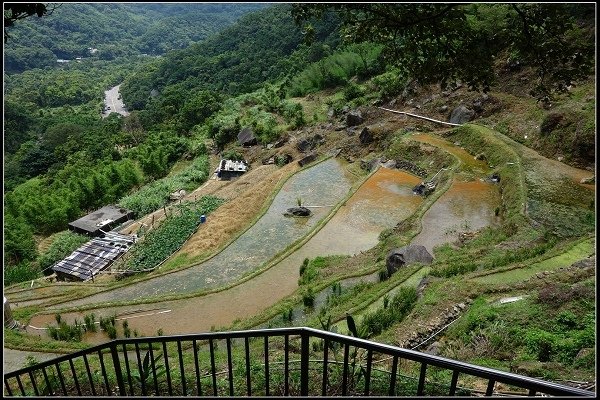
[[4, 327, 594, 397]]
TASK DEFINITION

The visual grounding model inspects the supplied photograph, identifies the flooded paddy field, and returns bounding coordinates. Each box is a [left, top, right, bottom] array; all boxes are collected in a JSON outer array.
[[410, 133, 500, 255], [28, 166, 425, 339], [411, 179, 501, 255], [18, 127, 592, 359], [29, 168, 422, 343], [60, 158, 351, 307]]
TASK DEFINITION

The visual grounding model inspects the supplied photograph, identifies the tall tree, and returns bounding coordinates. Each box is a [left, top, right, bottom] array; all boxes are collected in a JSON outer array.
[[4, 3, 55, 42], [291, 3, 594, 98]]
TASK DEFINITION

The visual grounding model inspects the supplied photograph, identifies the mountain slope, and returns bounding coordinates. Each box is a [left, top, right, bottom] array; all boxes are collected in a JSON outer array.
[[4, 3, 266, 72]]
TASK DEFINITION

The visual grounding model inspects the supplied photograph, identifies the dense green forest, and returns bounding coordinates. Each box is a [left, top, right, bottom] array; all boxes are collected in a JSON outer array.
[[119, 4, 342, 108], [4, 3, 266, 72]]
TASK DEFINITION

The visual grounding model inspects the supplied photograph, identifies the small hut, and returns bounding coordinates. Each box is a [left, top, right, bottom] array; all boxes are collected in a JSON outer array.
[[216, 159, 248, 180], [68, 205, 134, 237]]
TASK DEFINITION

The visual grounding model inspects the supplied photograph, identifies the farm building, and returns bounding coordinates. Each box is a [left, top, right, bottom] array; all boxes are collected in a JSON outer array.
[[216, 159, 248, 180], [52, 232, 136, 282], [68, 205, 134, 237]]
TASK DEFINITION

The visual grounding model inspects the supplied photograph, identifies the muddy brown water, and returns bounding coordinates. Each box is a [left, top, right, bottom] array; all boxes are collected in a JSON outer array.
[[411, 133, 490, 173], [28, 167, 424, 339], [412, 179, 501, 255]]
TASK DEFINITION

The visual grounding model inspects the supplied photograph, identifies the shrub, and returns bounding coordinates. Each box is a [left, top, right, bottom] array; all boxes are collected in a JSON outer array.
[[281, 101, 305, 128], [281, 307, 293, 322], [525, 329, 557, 362], [360, 287, 417, 338], [4, 262, 41, 287], [342, 82, 364, 101], [221, 150, 244, 161], [298, 257, 324, 286], [372, 69, 407, 100], [331, 281, 342, 296], [302, 288, 315, 308], [83, 313, 97, 332], [105, 325, 117, 340], [299, 258, 309, 276]]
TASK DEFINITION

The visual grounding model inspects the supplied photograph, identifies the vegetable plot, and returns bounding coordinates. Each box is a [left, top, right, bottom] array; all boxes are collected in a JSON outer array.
[[124, 196, 224, 272]]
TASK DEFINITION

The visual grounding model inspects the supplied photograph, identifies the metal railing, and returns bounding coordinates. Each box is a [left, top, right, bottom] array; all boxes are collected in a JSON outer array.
[[4, 327, 594, 397]]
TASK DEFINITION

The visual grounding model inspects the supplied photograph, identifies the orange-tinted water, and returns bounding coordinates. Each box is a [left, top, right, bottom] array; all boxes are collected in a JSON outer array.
[[28, 168, 424, 338]]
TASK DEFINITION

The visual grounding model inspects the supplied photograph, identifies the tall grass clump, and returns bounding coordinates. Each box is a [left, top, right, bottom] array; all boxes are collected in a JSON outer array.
[[360, 286, 418, 338], [4, 262, 41, 287], [287, 43, 383, 97]]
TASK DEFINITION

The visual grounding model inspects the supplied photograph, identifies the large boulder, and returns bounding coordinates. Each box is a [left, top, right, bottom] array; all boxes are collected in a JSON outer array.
[[449, 105, 475, 124], [386, 245, 434, 276], [238, 127, 257, 146], [297, 134, 324, 153], [298, 153, 317, 167], [284, 207, 311, 217], [359, 127, 373, 144], [346, 110, 364, 127]]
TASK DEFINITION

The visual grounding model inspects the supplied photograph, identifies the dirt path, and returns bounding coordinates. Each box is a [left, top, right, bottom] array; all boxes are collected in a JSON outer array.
[[3, 349, 60, 374]]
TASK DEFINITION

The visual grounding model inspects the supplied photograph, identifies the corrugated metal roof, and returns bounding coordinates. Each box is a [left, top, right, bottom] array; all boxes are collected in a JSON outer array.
[[68, 205, 133, 236], [52, 234, 135, 281]]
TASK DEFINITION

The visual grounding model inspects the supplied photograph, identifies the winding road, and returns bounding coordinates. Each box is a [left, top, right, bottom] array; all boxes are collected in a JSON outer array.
[[102, 84, 129, 118]]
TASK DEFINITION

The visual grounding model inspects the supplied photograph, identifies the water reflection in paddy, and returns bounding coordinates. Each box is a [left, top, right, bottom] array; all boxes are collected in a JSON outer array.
[[33, 167, 424, 337], [64, 158, 351, 307], [412, 179, 500, 255]]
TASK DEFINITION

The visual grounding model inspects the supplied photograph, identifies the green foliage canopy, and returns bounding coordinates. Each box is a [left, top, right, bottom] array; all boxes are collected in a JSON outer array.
[[291, 3, 595, 99]]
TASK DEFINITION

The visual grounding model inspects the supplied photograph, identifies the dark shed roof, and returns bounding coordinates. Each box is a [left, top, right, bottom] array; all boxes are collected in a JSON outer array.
[[68, 205, 133, 236]]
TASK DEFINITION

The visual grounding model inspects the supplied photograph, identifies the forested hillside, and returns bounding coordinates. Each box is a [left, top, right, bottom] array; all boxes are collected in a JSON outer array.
[[3, 3, 341, 284], [120, 4, 341, 108], [4, 3, 266, 72]]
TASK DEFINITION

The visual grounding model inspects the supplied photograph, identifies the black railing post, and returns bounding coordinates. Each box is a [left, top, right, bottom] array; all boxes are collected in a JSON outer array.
[[417, 363, 427, 395], [300, 331, 309, 396], [110, 342, 126, 396]]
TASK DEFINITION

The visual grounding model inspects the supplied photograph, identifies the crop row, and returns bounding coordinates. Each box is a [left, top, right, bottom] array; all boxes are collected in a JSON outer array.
[[124, 196, 225, 271]]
